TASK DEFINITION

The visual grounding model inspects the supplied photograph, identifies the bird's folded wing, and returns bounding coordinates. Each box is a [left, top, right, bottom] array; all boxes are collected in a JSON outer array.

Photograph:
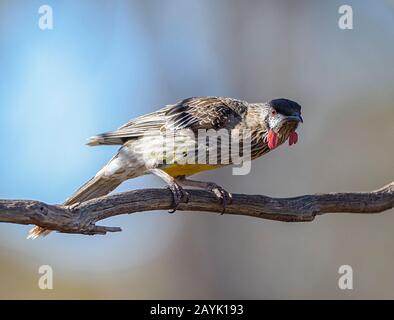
[[87, 96, 247, 146]]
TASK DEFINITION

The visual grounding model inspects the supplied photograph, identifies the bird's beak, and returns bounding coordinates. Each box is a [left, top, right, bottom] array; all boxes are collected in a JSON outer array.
[[286, 115, 303, 123]]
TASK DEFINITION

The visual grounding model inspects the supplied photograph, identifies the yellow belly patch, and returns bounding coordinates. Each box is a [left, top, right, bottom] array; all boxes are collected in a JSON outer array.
[[162, 164, 220, 177]]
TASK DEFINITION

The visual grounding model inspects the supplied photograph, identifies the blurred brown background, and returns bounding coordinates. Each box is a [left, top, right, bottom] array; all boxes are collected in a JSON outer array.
[[0, 0, 393, 299]]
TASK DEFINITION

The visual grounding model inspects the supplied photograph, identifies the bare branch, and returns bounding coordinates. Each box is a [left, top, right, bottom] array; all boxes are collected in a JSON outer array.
[[0, 181, 393, 236]]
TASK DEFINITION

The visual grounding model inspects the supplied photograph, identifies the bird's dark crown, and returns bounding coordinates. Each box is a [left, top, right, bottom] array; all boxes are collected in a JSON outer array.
[[269, 98, 301, 116]]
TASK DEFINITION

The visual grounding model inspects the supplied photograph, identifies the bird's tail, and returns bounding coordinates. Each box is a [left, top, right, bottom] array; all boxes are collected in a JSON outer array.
[[27, 227, 52, 239], [27, 172, 122, 239], [62, 174, 122, 207]]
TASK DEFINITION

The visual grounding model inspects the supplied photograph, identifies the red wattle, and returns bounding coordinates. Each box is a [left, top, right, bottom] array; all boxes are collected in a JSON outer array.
[[289, 131, 298, 146], [267, 130, 279, 150]]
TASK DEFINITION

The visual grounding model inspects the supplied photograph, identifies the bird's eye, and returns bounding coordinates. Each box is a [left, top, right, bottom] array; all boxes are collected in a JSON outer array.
[[271, 110, 277, 116]]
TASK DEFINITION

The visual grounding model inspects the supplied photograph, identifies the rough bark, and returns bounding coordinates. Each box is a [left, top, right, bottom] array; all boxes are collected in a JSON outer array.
[[0, 181, 393, 236]]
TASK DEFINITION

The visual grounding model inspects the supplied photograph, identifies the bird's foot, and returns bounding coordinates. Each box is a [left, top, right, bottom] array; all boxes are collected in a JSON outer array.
[[167, 182, 190, 213], [206, 183, 233, 214]]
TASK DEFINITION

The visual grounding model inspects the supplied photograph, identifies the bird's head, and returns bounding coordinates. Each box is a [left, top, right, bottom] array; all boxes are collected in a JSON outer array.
[[265, 98, 303, 150]]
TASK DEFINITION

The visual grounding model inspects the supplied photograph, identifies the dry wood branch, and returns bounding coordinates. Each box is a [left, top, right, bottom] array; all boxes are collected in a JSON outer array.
[[0, 181, 393, 236]]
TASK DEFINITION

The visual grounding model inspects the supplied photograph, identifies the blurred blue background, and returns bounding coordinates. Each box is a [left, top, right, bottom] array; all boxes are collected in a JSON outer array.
[[0, 0, 393, 298]]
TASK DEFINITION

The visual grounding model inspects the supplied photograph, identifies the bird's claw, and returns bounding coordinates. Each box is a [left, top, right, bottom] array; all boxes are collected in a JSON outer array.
[[207, 183, 232, 214], [167, 183, 190, 213]]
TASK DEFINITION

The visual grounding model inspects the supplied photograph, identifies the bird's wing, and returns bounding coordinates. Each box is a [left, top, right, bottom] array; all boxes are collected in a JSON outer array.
[[86, 107, 170, 146], [165, 96, 247, 131], [87, 97, 247, 146]]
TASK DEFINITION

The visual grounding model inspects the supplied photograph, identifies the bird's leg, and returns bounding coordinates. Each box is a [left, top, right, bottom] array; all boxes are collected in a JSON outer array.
[[177, 177, 232, 214], [148, 169, 190, 213]]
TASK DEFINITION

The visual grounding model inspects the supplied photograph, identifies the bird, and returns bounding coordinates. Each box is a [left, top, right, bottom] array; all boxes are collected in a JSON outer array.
[[27, 96, 303, 239]]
